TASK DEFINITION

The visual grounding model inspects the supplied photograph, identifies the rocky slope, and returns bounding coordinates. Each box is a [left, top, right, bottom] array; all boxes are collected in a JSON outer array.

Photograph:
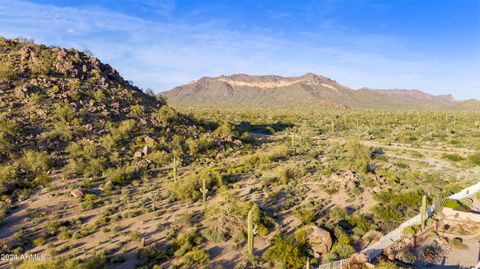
[[161, 73, 478, 110], [0, 37, 231, 202]]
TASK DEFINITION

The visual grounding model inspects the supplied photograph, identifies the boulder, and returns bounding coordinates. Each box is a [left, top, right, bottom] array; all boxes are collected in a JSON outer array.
[[70, 188, 84, 199], [305, 225, 332, 257]]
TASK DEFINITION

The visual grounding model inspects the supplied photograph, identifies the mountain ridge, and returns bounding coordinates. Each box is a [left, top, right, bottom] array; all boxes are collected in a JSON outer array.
[[161, 73, 479, 111]]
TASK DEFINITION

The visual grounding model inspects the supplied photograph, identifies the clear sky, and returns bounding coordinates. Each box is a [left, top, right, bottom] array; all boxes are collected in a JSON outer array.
[[0, 0, 479, 99]]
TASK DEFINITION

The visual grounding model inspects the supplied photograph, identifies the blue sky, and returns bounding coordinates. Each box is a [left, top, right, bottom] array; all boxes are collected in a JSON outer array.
[[0, 0, 479, 99]]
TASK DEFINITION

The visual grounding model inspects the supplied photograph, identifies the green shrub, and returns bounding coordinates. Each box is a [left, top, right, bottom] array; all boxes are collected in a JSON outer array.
[[0, 164, 17, 192], [402, 226, 416, 238], [106, 165, 137, 185], [0, 63, 15, 81], [82, 194, 97, 210], [469, 152, 480, 166], [444, 199, 470, 211], [293, 205, 316, 224], [201, 228, 226, 242], [183, 248, 210, 265], [137, 246, 166, 264], [33, 236, 46, 247], [263, 236, 304, 269], [332, 244, 356, 259], [166, 169, 222, 202], [333, 227, 351, 246], [442, 153, 465, 162], [18, 150, 50, 173], [53, 103, 77, 123], [0, 133, 12, 155]]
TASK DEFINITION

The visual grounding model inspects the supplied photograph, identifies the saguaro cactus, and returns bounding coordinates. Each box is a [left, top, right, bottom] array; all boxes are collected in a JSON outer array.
[[247, 207, 257, 256], [331, 120, 335, 133], [306, 256, 310, 269], [172, 156, 178, 183], [420, 195, 427, 230], [200, 177, 208, 211]]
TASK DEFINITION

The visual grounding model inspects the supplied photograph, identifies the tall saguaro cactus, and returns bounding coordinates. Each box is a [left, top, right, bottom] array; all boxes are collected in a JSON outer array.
[[420, 195, 427, 230], [200, 177, 208, 211], [247, 207, 257, 256]]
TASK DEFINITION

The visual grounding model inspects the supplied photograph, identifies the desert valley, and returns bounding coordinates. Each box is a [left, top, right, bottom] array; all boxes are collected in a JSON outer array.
[[0, 36, 480, 269]]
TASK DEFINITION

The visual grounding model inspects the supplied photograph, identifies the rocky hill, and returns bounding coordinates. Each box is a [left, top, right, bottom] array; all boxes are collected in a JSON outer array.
[[0, 37, 232, 203], [161, 73, 478, 110]]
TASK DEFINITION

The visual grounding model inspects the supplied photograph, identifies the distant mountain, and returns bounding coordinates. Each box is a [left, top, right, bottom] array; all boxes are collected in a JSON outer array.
[[160, 73, 477, 110], [452, 99, 480, 111]]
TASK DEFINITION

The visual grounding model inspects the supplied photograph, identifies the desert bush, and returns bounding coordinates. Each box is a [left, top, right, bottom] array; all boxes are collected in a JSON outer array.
[[402, 226, 416, 238], [137, 246, 166, 265], [334, 227, 351, 246], [186, 135, 213, 155], [214, 122, 238, 137], [0, 133, 12, 156], [0, 164, 17, 192], [373, 190, 423, 223], [166, 169, 222, 202], [293, 201, 324, 225], [268, 145, 290, 161], [201, 228, 226, 242], [53, 103, 77, 123], [171, 227, 203, 258], [183, 248, 210, 265], [151, 106, 180, 128], [332, 244, 356, 259], [82, 194, 97, 210], [18, 150, 50, 173], [64, 139, 107, 178], [442, 153, 464, 162], [106, 165, 137, 185], [263, 235, 304, 269], [0, 63, 15, 81], [444, 199, 470, 211], [33, 236, 46, 247], [469, 152, 480, 166], [109, 119, 137, 143]]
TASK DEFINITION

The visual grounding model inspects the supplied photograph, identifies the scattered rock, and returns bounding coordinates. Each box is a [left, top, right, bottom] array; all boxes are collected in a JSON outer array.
[[70, 189, 84, 199]]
